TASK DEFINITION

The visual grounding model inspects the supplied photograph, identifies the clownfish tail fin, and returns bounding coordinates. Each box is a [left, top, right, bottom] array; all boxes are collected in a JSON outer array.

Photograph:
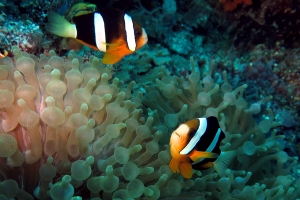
[[46, 11, 77, 38], [213, 151, 236, 177]]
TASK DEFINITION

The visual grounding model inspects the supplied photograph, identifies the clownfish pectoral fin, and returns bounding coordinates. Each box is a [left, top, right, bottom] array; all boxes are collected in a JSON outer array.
[[179, 162, 193, 179], [213, 151, 236, 178], [104, 42, 123, 47], [102, 52, 124, 64], [46, 11, 77, 38], [102, 40, 132, 64], [189, 150, 218, 162], [169, 158, 180, 173]]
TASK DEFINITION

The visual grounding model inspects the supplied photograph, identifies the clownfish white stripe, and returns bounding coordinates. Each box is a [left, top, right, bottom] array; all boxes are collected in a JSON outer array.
[[206, 128, 221, 153], [94, 13, 106, 52], [124, 14, 136, 51], [72, 24, 77, 38], [180, 118, 207, 155], [192, 128, 221, 164]]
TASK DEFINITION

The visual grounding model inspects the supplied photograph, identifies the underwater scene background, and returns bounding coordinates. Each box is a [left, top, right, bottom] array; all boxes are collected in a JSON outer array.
[[0, 0, 300, 199]]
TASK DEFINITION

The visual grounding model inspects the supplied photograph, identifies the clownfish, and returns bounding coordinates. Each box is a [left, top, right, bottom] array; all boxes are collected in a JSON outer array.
[[169, 116, 232, 179], [45, 9, 148, 64], [0, 49, 8, 58]]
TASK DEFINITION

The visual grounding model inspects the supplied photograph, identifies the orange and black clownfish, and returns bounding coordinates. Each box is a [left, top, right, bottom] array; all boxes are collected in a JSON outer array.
[[169, 116, 228, 179], [0, 49, 8, 58], [45, 9, 148, 64]]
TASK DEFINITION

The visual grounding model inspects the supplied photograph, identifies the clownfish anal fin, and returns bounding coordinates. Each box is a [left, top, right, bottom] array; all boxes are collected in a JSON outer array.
[[102, 52, 124, 64], [179, 162, 193, 179], [189, 150, 218, 162], [213, 151, 236, 177], [200, 161, 213, 169], [75, 39, 98, 50], [169, 158, 180, 173]]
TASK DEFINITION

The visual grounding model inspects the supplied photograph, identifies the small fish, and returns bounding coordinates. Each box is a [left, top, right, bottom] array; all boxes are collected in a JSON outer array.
[[0, 49, 8, 58], [45, 9, 148, 64], [169, 116, 230, 178]]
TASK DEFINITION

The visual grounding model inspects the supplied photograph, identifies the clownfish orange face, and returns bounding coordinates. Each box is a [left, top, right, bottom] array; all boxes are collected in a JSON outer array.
[[46, 8, 148, 64], [170, 120, 197, 157], [132, 21, 148, 51], [169, 116, 225, 179]]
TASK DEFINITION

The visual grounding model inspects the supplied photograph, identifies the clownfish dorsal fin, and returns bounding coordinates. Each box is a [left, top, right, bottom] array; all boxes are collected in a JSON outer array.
[[179, 162, 193, 179], [189, 150, 218, 162], [213, 151, 236, 177], [169, 158, 180, 173]]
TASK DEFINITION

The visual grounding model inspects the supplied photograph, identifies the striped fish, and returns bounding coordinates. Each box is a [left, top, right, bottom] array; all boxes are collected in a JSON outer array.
[[46, 8, 148, 64], [169, 116, 227, 178]]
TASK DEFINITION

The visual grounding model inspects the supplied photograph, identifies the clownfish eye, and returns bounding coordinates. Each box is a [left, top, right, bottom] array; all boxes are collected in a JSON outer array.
[[134, 29, 142, 37]]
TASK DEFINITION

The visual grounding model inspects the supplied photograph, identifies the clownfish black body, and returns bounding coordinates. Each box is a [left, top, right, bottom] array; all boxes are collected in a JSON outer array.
[[45, 9, 148, 64], [169, 116, 234, 179]]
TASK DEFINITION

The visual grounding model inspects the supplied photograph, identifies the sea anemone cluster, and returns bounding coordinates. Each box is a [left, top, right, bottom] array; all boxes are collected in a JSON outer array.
[[0, 47, 299, 199]]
